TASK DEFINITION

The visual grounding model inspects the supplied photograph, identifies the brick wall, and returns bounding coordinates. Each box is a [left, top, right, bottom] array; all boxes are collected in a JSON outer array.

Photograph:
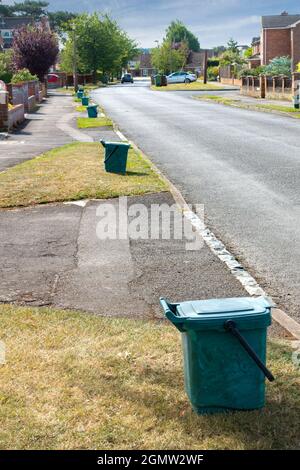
[[291, 23, 300, 71], [263, 28, 291, 65]]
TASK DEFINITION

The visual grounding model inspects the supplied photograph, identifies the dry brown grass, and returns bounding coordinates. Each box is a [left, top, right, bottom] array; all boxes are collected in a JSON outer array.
[[0, 304, 299, 450], [0, 142, 167, 208]]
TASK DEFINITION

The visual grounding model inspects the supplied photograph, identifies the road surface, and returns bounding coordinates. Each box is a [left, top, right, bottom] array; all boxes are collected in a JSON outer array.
[[92, 81, 300, 320]]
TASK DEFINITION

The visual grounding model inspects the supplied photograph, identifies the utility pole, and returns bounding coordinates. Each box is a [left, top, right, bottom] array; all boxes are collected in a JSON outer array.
[[203, 49, 208, 84], [72, 25, 78, 93]]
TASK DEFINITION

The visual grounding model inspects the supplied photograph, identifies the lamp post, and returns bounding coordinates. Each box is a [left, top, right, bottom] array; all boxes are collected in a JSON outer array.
[[71, 23, 78, 93]]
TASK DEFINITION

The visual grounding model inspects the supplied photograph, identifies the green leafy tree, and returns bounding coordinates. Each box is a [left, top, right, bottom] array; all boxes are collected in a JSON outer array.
[[61, 13, 137, 82], [0, 50, 13, 83], [244, 47, 253, 59], [212, 45, 226, 56], [151, 40, 188, 74], [226, 38, 239, 53], [264, 56, 292, 76], [12, 1, 49, 18], [48, 11, 78, 36], [0, 4, 14, 16], [165, 20, 200, 52]]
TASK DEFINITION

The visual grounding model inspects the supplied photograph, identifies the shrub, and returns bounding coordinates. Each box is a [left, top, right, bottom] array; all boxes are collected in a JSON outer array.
[[0, 51, 13, 83], [264, 56, 291, 77], [207, 66, 219, 81], [297, 62, 300, 72], [11, 69, 38, 84], [238, 66, 265, 78]]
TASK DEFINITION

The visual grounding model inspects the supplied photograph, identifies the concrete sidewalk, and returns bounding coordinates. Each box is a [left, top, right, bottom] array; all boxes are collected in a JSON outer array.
[[0, 92, 78, 172], [0, 193, 247, 318]]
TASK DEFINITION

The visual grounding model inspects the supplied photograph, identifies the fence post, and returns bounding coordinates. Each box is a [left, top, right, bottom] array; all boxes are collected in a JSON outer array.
[[260, 75, 266, 99]]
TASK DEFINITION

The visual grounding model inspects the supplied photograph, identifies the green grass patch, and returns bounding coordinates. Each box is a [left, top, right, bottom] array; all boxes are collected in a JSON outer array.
[[195, 95, 300, 117], [0, 142, 167, 208], [151, 81, 222, 92], [0, 303, 299, 450], [77, 117, 113, 128], [76, 105, 88, 113]]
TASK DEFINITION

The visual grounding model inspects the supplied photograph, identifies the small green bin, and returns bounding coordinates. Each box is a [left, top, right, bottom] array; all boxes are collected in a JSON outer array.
[[82, 96, 89, 106], [160, 296, 274, 415], [100, 139, 130, 174], [155, 75, 162, 87], [77, 90, 84, 99], [87, 104, 98, 118]]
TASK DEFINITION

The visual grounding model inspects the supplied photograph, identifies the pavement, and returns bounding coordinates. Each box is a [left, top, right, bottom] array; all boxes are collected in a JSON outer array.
[[0, 92, 76, 172], [91, 81, 300, 321], [0, 193, 247, 319]]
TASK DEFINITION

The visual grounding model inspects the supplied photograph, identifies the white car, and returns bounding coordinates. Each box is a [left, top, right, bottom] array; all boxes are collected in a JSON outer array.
[[167, 71, 197, 84]]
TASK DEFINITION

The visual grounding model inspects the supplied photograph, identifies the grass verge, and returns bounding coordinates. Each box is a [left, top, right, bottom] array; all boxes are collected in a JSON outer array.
[[195, 95, 300, 118], [76, 105, 88, 113], [151, 81, 222, 92], [77, 117, 113, 128], [0, 303, 299, 450], [0, 142, 167, 208]]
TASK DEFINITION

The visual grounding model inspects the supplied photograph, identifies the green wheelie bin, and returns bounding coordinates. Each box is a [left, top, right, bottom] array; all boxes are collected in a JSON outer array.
[[100, 139, 130, 174], [77, 90, 84, 99], [87, 104, 98, 118], [160, 296, 274, 415], [82, 96, 89, 106]]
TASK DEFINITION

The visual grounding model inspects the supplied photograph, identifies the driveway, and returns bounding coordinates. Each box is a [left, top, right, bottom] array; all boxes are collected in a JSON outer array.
[[91, 82, 300, 320]]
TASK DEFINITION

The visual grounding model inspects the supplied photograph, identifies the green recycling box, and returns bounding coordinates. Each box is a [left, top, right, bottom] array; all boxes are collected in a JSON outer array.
[[100, 139, 130, 174], [82, 96, 89, 106], [87, 104, 98, 118], [160, 296, 274, 415]]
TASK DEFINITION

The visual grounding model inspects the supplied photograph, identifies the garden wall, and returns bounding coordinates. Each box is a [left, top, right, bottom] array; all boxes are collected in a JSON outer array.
[[240, 74, 299, 101]]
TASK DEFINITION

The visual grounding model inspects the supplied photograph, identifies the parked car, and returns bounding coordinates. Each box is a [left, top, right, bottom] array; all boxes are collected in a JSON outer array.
[[121, 73, 134, 84], [167, 71, 197, 84]]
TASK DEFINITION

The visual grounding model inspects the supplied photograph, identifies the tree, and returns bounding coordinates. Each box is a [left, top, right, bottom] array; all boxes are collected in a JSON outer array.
[[244, 47, 253, 59], [61, 13, 137, 82], [12, 1, 49, 18], [13, 25, 59, 81], [212, 45, 226, 56], [219, 38, 245, 66], [165, 20, 200, 52], [48, 11, 78, 36], [226, 38, 239, 53], [151, 40, 188, 74], [264, 56, 292, 77], [0, 4, 14, 16], [0, 50, 13, 83]]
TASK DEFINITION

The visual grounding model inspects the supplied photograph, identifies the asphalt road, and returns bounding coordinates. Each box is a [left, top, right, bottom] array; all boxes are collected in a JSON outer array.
[[92, 81, 300, 320]]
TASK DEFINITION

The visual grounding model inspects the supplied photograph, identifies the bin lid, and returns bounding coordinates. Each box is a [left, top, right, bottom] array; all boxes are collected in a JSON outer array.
[[175, 296, 271, 329]]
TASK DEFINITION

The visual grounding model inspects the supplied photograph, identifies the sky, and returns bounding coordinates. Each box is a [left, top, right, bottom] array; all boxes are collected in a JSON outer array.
[[3, 0, 300, 48]]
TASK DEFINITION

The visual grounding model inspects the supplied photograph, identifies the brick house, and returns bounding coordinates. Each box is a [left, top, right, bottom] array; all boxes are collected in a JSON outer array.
[[0, 16, 50, 50], [128, 50, 213, 77], [248, 12, 300, 70]]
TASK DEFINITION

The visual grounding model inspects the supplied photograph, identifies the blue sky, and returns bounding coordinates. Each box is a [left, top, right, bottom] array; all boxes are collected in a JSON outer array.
[[4, 1, 300, 47]]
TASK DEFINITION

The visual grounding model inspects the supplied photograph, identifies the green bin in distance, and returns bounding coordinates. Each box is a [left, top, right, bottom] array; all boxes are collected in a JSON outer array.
[[82, 96, 89, 106], [77, 90, 84, 99], [155, 75, 162, 87], [100, 139, 130, 174], [87, 104, 98, 118], [160, 296, 274, 415]]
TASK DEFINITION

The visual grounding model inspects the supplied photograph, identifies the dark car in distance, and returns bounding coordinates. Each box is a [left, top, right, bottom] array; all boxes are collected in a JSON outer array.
[[121, 73, 134, 84]]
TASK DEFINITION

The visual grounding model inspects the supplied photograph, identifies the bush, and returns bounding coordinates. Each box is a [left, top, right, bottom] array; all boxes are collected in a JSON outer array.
[[11, 69, 38, 84], [207, 66, 219, 81], [0, 51, 13, 83], [264, 56, 291, 77], [238, 66, 265, 78], [297, 62, 300, 73]]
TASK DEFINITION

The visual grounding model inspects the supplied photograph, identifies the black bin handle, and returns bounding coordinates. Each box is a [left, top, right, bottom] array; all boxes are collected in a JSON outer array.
[[224, 320, 275, 382]]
